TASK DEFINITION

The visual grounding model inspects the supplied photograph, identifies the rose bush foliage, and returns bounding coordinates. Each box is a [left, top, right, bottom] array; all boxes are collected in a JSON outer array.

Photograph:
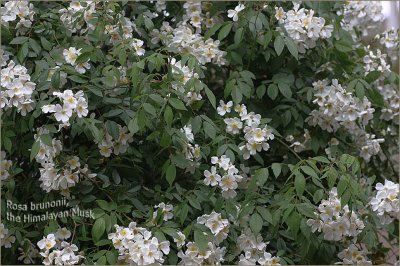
[[0, 1, 399, 265]]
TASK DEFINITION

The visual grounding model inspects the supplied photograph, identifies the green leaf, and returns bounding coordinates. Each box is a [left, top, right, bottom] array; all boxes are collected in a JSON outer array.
[[76, 52, 91, 64], [234, 27, 244, 45], [149, 94, 165, 105], [249, 213, 263, 234], [255, 168, 269, 187], [274, 35, 285, 56], [218, 23, 232, 41], [300, 165, 318, 179], [267, 84, 278, 100], [295, 172, 306, 196], [203, 121, 216, 139], [116, 205, 131, 213], [104, 109, 123, 118], [92, 250, 107, 260], [366, 87, 385, 107], [337, 178, 347, 197], [278, 82, 292, 98], [89, 124, 101, 142], [355, 81, 365, 99], [92, 218, 106, 241], [365, 71, 381, 83], [204, 86, 216, 109], [40, 134, 53, 147], [88, 86, 103, 97], [204, 23, 223, 39], [17, 42, 29, 63], [194, 230, 208, 252], [166, 164, 176, 186], [256, 84, 266, 99], [97, 200, 113, 211], [264, 31, 273, 48], [96, 256, 107, 265], [106, 251, 117, 265], [232, 86, 242, 104], [313, 189, 324, 204], [164, 106, 173, 128], [29, 38, 41, 54], [169, 98, 187, 111], [312, 156, 330, 164], [256, 206, 273, 224], [40, 37, 52, 51], [68, 75, 88, 83], [128, 117, 139, 134], [105, 120, 120, 140], [335, 40, 352, 52], [179, 203, 189, 224], [30, 141, 40, 162], [271, 163, 281, 178], [191, 116, 202, 134], [297, 203, 316, 218], [10, 36, 29, 44], [112, 170, 121, 184], [284, 36, 298, 59], [3, 137, 11, 153], [143, 103, 157, 117], [51, 70, 60, 89]]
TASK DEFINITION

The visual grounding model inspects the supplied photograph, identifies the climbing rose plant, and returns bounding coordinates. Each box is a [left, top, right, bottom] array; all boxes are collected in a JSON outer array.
[[1, 1, 399, 265]]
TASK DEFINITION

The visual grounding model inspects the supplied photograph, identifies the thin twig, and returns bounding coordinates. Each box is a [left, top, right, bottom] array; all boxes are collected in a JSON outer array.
[[276, 137, 302, 161]]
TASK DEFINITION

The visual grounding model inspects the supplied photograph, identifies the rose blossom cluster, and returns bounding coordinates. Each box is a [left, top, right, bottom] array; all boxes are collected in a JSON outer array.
[[0, 0, 35, 35], [59, 1, 97, 34], [170, 58, 203, 106], [18, 239, 40, 264], [0, 48, 10, 67], [227, 3, 245, 22], [369, 179, 399, 225], [34, 127, 63, 165], [180, 124, 201, 166], [335, 244, 372, 265], [306, 187, 365, 242], [237, 229, 281, 265], [363, 47, 391, 77], [177, 212, 228, 264], [63, 47, 91, 74], [104, 16, 135, 44], [0, 223, 16, 248], [377, 84, 400, 123], [181, 1, 219, 30], [177, 241, 226, 265], [306, 79, 384, 161], [150, 20, 226, 65], [152, 202, 174, 222], [152, 0, 169, 17], [37, 228, 84, 265], [179, 124, 201, 173], [1, 60, 36, 116], [108, 222, 170, 265], [285, 129, 312, 153], [375, 28, 399, 62], [218, 100, 274, 160], [275, 3, 333, 53], [96, 125, 133, 157], [34, 127, 96, 196], [337, 1, 383, 39], [197, 211, 230, 244], [47, 66, 68, 88], [103, 16, 146, 56], [0, 151, 12, 181], [42, 90, 89, 128], [203, 155, 245, 199]]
